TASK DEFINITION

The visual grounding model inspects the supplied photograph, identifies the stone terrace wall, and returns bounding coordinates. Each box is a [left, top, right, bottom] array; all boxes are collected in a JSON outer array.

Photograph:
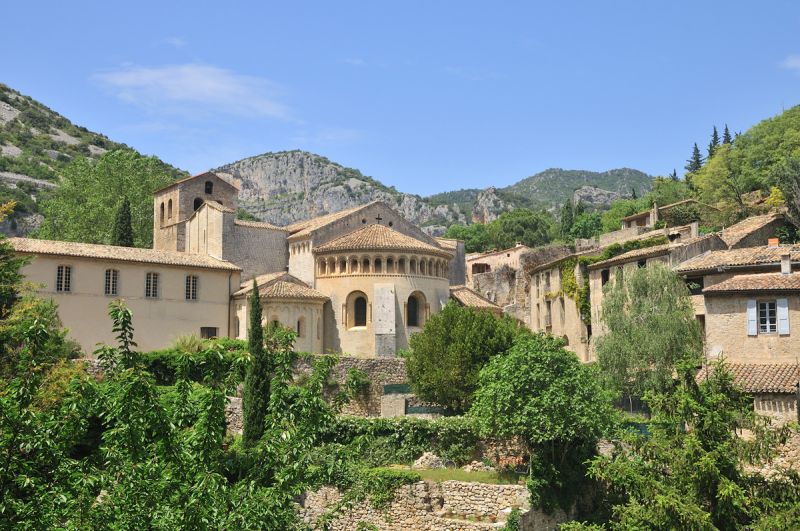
[[299, 480, 567, 530], [294, 355, 408, 416]]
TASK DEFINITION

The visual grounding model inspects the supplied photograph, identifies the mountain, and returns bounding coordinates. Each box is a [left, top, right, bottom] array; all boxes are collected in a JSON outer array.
[[0, 83, 184, 235], [218, 151, 653, 232]]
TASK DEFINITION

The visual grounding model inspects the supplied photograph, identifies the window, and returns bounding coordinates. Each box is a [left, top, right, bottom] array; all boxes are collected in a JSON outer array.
[[145, 272, 159, 298], [205, 181, 214, 194], [200, 327, 218, 339], [354, 296, 367, 326], [193, 197, 203, 211], [104, 269, 119, 296], [601, 269, 610, 286], [407, 295, 420, 327], [185, 275, 198, 300], [56, 265, 72, 293], [296, 317, 305, 337], [167, 199, 173, 219], [159, 202, 165, 224], [545, 300, 552, 328], [637, 259, 646, 268], [758, 301, 777, 334]]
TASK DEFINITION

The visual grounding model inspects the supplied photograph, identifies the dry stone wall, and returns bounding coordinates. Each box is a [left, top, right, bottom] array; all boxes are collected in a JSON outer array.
[[299, 480, 567, 530]]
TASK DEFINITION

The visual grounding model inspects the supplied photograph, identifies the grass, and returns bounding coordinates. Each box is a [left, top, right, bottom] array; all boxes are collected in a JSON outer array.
[[386, 465, 524, 485]]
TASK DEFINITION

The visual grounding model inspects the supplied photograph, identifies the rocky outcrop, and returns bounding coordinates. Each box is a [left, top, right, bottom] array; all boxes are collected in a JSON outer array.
[[215, 151, 468, 234], [572, 185, 624, 211], [471, 187, 511, 224]]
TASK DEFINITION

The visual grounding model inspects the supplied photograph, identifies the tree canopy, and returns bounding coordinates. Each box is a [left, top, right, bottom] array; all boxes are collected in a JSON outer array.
[[36, 150, 179, 248]]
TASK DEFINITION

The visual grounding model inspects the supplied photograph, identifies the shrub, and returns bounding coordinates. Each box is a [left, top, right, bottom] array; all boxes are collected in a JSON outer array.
[[140, 338, 248, 385]]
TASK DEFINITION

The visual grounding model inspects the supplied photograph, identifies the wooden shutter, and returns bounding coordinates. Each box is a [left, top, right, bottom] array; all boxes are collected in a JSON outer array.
[[777, 298, 790, 335], [746, 299, 757, 336]]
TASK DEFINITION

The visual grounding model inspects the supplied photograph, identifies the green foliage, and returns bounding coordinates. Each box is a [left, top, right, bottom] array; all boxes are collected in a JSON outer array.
[[600, 198, 648, 233], [445, 208, 557, 253], [686, 142, 705, 174], [443, 221, 492, 253], [110, 196, 134, 246], [570, 211, 602, 239], [36, 150, 179, 247], [595, 263, 703, 398], [578, 235, 669, 267], [503, 508, 522, 530], [770, 155, 800, 227], [322, 415, 482, 466], [139, 338, 248, 385], [586, 362, 800, 530], [236, 207, 259, 221], [404, 302, 524, 413], [243, 279, 272, 447], [470, 334, 617, 513]]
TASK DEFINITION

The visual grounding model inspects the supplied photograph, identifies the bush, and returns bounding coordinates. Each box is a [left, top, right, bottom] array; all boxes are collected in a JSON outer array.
[[141, 338, 248, 385], [322, 416, 481, 466]]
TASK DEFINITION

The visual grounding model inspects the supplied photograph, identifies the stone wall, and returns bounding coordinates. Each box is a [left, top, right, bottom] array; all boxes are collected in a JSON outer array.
[[299, 480, 567, 530], [294, 355, 408, 416], [754, 393, 798, 425]]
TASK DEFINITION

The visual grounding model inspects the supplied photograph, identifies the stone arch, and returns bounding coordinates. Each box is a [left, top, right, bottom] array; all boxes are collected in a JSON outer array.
[[159, 202, 165, 225], [362, 256, 371, 273], [406, 291, 427, 328], [419, 259, 426, 276], [349, 256, 359, 274], [409, 258, 417, 275], [386, 256, 395, 274], [167, 199, 173, 219], [398, 257, 407, 274], [193, 197, 203, 211], [318, 258, 327, 276], [374, 256, 383, 274], [338, 257, 347, 274]]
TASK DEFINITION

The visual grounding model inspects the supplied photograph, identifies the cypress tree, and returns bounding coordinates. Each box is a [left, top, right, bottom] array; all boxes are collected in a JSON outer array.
[[631, 188, 638, 200], [242, 279, 269, 447], [685, 143, 704, 174], [559, 200, 574, 240], [670, 169, 678, 181], [111, 197, 134, 247], [707, 126, 720, 158], [722, 124, 732, 145]]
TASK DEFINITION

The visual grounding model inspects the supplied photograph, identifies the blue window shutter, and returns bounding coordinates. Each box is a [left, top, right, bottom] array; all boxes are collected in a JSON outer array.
[[777, 298, 790, 335], [747, 299, 757, 336]]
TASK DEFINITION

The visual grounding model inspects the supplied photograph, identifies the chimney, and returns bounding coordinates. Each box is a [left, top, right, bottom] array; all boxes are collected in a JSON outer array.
[[781, 253, 792, 275], [768, 237, 780, 247]]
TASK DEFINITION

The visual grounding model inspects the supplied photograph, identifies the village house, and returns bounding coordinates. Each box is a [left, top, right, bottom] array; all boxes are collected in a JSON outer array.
[[10, 172, 492, 357], [465, 243, 530, 283]]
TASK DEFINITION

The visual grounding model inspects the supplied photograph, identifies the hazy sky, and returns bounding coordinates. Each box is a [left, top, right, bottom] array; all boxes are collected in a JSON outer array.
[[3, 1, 800, 195]]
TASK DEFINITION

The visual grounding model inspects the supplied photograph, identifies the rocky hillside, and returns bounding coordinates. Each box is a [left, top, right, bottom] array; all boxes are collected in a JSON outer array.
[[214, 151, 471, 234], [219, 151, 653, 231], [0, 83, 183, 235]]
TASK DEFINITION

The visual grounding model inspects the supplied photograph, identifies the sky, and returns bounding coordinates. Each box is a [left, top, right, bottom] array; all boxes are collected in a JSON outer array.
[[3, 1, 800, 196]]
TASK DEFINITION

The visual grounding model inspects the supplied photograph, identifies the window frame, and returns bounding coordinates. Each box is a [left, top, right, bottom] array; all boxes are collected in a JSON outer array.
[[56, 264, 72, 293], [758, 300, 778, 334], [185, 274, 199, 301], [145, 271, 160, 299], [104, 268, 119, 296]]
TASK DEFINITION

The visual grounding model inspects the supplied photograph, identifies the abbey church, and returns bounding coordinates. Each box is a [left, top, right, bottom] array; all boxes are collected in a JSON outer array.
[[8, 172, 489, 356]]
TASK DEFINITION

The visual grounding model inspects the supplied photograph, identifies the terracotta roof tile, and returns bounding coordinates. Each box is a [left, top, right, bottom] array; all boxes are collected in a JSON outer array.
[[697, 363, 800, 394], [314, 224, 452, 257], [234, 272, 328, 300], [703, 272, 800, 293], [719, 213, 783, 247], [449, 285, 502, 312], [676, 245, 800, 273], [285, 203, 372, 238], [435, 237, 461, 250], [9, 237, 241, 271], [154, 171, 239, 193], [233, 219, 288, 231]]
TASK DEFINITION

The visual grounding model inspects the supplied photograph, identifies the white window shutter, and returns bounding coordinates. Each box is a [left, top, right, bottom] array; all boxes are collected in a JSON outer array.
[[777, 298, 790, 335], [747, 299, 757, 336]]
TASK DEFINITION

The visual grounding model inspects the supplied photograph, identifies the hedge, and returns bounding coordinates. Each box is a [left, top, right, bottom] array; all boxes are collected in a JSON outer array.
[[141, 338, 248, 385]]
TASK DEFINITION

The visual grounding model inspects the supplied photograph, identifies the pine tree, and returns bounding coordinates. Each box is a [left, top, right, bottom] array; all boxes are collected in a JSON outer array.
[[670, 169, 678, 181], [707, 126, 720, 158], [242, 279, 269, 447], [722, 124, 732, 145], [631, 188, 638, 199], [111, 197, 134, 247], [685, 143, 704, 174]]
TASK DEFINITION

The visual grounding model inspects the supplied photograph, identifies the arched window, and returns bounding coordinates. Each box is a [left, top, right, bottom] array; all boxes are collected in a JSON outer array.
[[374, 258, 382, 273], [350, 258, 359, 274], [193, 197, 203, 211], [362, 258, 370, 273], [386, 257, 395, 274], [347, 291, 368, 328], [354, 296, 367, 326], [419, 260, 426, 275], [338, 258, 347, 274], [407, 292, 427, 328], [159, 202, 165, 224], [296, 317, 305, 337], [409, 259, 417, 274], [205, 181, 214, 194], [398, 258, 406, 274], [318, 259, 327, 276], [167, 199, 173, 219]]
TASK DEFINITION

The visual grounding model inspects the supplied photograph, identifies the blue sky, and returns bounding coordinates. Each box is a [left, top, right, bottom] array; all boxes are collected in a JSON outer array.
[[3, 1, 800, 195]]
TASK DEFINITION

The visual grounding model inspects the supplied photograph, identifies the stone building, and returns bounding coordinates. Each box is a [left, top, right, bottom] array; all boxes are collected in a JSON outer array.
[[10, 171, 491, 357], [465, 243, 530, 284]]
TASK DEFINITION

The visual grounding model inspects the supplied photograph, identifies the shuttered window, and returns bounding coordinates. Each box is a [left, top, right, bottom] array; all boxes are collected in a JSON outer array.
[[777, 298, 790, 335], [746, 299, 757, 336], [758, 300, 777, 334]]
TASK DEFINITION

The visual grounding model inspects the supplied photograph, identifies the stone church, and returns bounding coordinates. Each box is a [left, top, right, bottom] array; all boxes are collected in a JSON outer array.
[[10, 172, 491, 356]]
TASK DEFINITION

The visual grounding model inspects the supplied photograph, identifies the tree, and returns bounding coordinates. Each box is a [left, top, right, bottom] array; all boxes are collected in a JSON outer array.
[[630, 187, 638, 200], [559, 200, 575, 240], [708, 126, 720, 158], [723, 123, 733, 145], [111, 196, 134, 247], [242, 279, 272, 447], [443, 223, 492, 253], [404, 302, 522, 413], [470, 334, 617, 513], [771, 156, 800, 226], [36, 150, 179, 247], [569, 212, 602, 239], [670, 169, 678, 181], [692, 144, 759, 220], [595, 263, 702, 398], [584, 361, 800, 530], [488, 208, 556, 250], [685, 143, 704, 174]]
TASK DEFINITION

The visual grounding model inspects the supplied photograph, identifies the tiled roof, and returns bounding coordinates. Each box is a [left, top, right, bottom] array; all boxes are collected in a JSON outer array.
[[285, 203, 372, 238], [467, 244, 530, 260], [234, 219, 288, 231], [676, 245, 800, 273], [202, 201, 235, 214], [154, 171, 239, 193], [697, 363, 800, 394], [8, 237, 241, 271], [234, 272, 328, 300], [449, 285, 502, 312], [314, 224, 452, 257], [587, 242, 672, 269], [703, 272, 800, 293], [719, 213, 783, 247], [435, 237, 461, 250]]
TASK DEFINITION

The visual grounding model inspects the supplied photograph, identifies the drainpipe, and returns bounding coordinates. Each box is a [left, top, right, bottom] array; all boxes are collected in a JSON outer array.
[[227, 271, 233, 338]]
